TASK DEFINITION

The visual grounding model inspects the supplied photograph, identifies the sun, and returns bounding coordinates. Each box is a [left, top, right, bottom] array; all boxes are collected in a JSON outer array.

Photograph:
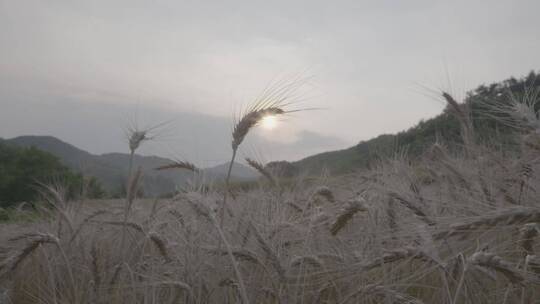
[[261, 115, 278, 130]]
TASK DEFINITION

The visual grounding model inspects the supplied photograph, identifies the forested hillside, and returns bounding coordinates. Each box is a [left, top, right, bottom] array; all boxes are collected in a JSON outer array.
[[0, 141, 104, 208], [286, 71, 539, 174]]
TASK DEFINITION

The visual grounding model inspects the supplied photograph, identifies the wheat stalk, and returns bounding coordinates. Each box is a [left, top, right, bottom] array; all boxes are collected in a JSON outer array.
[[250, 221, 286, 281], [221, 78, 306, 225], [90, 243, 101, 294], [183, 192, 250, 303]]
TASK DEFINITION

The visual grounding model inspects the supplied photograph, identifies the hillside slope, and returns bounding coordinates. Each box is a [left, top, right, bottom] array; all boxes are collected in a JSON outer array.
[[5, 136, 258, 196], [289, 71, 539, 175]]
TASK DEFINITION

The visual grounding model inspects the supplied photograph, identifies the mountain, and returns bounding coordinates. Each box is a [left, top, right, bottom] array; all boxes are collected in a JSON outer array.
[[292, 134, 397, 174], [205, 162, 260, 180], [7, 136, 93, 168], [5, 136, 258, 196], [284, 71, 540, 175]]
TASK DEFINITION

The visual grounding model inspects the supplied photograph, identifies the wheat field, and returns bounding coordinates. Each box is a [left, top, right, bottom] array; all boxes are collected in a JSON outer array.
[[1, 90, 539, 304]]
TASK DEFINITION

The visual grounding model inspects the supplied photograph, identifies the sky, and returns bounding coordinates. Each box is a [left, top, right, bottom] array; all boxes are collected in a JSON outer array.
[[1, 0, 539, 166]]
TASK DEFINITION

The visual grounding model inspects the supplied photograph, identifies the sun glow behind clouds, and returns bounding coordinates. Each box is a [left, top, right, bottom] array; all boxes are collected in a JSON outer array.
[[261, 115, 278, 130]]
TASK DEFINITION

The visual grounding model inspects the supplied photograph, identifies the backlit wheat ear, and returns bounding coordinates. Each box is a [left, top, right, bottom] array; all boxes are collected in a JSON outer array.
[[220, 77, 310, 227], [442, 92, 467, 124], [245, 158, 276, 185], [442, 92, 471, 129], [232, 107, 286, 151], [221, 79, 307, 226], [128, 130, 148, 152], [155, 160, 199, 172]]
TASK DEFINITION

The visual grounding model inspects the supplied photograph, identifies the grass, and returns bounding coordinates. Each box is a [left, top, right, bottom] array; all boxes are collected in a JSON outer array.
[[0, 87, 539, 304]]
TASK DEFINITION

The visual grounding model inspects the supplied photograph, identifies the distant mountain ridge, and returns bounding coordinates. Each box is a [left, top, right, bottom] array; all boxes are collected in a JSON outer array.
[[5, 135, 259, 196]]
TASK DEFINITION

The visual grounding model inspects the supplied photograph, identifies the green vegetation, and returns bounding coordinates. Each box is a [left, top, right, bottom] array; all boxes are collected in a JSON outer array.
[[0, 141, 105, 209], [6, 136, 259, 197]]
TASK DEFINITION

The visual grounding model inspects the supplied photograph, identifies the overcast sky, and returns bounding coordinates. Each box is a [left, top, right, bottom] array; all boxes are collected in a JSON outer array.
[[1, 0, 539, 166]]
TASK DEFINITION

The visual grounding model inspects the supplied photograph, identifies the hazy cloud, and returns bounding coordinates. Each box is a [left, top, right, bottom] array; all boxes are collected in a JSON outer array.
[[1, 0, 539, 161]]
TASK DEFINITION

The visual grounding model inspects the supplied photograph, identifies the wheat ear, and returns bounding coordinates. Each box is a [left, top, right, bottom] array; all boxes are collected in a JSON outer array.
[[245, 158, 277, 186], [434, 207, 540, 240], [315, 186, 335, 203], [155, 160, 199, 172], [330, 198, 367, 236], [470, 251, 528, 284]]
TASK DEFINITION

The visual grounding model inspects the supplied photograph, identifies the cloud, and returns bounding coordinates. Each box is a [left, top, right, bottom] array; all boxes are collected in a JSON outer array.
[[1, 0, 540, 161], [257, 130, 348, 161]]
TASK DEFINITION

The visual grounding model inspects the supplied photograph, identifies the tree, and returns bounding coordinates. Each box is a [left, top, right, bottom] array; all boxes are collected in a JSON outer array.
[[0, 142, 106, 208]]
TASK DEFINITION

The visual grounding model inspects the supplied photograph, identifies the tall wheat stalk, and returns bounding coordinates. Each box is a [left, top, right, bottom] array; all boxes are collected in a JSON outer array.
[[220, 78, 306, 224]]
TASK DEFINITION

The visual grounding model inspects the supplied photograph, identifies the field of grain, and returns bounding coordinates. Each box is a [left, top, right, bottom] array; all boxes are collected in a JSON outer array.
[[1, 90, 539, 304]]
